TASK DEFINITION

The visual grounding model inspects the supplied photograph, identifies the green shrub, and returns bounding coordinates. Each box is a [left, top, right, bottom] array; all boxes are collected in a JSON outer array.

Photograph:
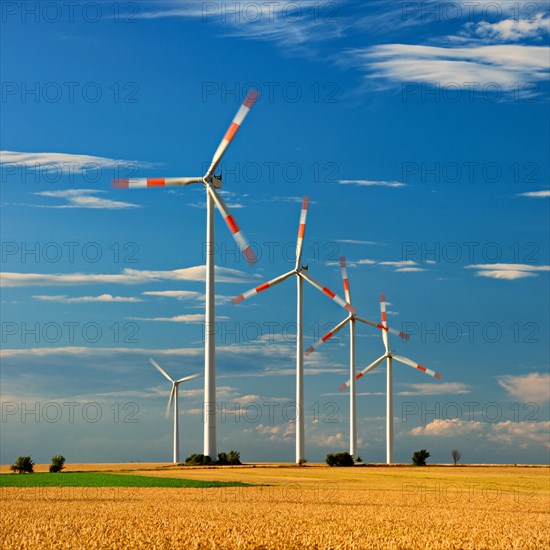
[[298, 457, 307, 466], [184, 453, 213, 466], [325, 452, 354, 467], [10, 456, 35, 473], [49, 454, 66, 473], [412, 449, 431, 466]]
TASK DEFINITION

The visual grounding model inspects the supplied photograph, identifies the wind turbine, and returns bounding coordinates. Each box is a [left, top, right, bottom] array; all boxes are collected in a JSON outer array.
[[339, 293, 442, 464], [149, 358, 201, 464], [113, 90, 260, 459], [304, 257, 409, 458], [232, 197, 355, 463]]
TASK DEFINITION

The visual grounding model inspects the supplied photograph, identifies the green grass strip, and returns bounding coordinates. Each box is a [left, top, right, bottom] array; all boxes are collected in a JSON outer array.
[[0, 472, 251, 488]]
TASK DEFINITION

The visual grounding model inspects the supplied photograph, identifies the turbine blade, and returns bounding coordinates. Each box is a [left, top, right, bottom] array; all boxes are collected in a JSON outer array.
[[339, 354, 387, 391], [393, 355, 442, 379], [207, 185, 257, 264], [300, 272, 356, 314], [355, 315, 380, 329], [295, 196, 310, 269], [232, 270, 295, 304], [112, 177, 203, 189], [149, 358, 173, 383], [339, 256, 352, 305], [379, 293, 390, 353], [165, 384, 176, 418], [305, 317, 350, 356], [175, 373, 202, 384], [204, 89, 259, 179]]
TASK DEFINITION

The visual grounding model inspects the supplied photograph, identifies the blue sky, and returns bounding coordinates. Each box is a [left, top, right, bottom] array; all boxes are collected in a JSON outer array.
[[1, 0, 549, 464]]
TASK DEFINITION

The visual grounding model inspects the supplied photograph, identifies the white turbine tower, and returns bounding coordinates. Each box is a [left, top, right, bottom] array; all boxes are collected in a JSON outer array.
[[149, 358, 201, 464], [304, 257, 409, 458], [113, 90, 260, 460], [339, 293, 443, 464], [232, 197, 355, 463]]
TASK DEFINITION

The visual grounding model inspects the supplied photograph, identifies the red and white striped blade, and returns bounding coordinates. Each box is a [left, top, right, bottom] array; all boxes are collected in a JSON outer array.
[[355, 315, 410, 340], [380, 292, 388, 327], [207, 185, 257, 264], [165, 384, 176, 418], [204, 89, 259, 179], [339, 354, 386, 391], [149, 358, 174, 383], [113, 177, 202, 189], [300, 272, 356, 314], [354, 315, 379, 330], [232, 270, 295, 304], [378, 294, 410, 341], [339, 256, 352, 304], [295, 196, 309, 269], [393, 354, 443, 379], [305, 317, 350, 356]]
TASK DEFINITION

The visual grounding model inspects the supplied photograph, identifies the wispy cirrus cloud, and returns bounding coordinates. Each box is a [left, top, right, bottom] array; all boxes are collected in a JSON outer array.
[[32, 294, 143, 303], [517, 190, 550, 198], [398, 382, 470, 396], [0, 150, 155, 172], [326, 258, 430, 273], [31, 189, 140, 210], [338, 179, 406, 188], [466, 263, 550, 280], [333, 239, 382, 245], [129, 314, 229, 323], [137, 1, 346, 48], [347, 43, 549, 93], [1, 266, 261, 287]]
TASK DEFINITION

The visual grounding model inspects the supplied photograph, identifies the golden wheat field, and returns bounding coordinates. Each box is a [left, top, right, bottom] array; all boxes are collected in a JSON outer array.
[[1, 464, 549, 549]]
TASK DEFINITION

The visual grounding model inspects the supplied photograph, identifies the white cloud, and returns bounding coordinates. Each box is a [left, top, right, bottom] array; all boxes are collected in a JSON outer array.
[[137, 1, 345, 48], [466, 263, 550, 280], [338, 179, 406, 188], [31, 189, 139, 210], [0, 150, 155, 172], [410, 419, 484, 437], [348, 44, 549, 91], [32, 294, 142, 303], [333, 239, 381, 245], [142, 290, 232, 305], [517, 190, 550, 198], [1, 266, 261, 287], [498, 373, 550, 402], [399, 382, 470, 396], [463, 16, 550, 42], [143, 290, 202, 300], [410, 419, 550, 449], [129, 314, 230, 323]]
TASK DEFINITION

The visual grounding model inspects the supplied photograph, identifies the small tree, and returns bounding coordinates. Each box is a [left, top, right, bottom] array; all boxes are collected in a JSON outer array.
[[451, 449, 461, 466], [10, 456, 34, 474], [355, 456, 363, 463], [298, 457, 307, 467], [184, 453, 213, 466], [326, 452, 354, 467], [217, 450, 241, 465], [49, 454, 66, 473], [412, 449, 430, 466]]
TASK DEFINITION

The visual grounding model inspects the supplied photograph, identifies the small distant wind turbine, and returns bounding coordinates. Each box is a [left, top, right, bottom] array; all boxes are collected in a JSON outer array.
[[305, 257, 409, 458], [232, 197, 355, 463], [149, 358, 201, 464], [114, 90, 260, 460], [338, 294, 442, 464]]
